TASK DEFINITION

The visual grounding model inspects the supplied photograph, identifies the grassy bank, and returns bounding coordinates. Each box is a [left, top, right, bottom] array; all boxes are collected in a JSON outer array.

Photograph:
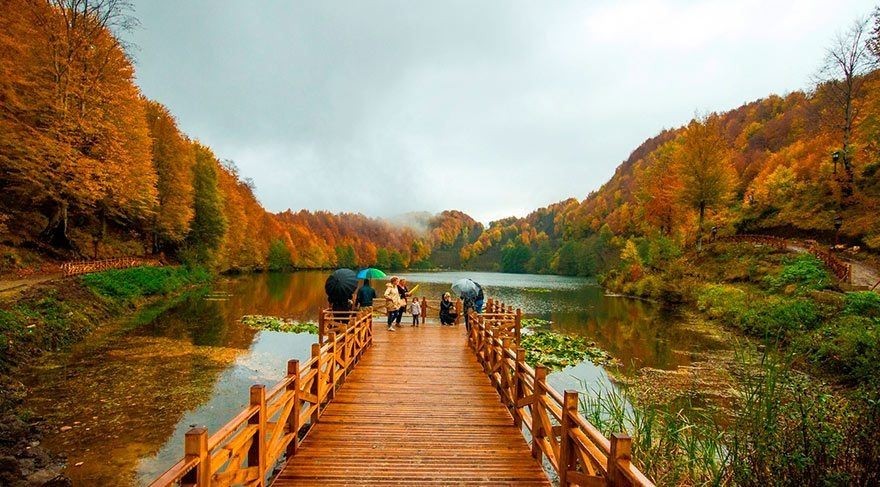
[[580, 353, 880, 486], [0, 265, 210, 375], [605, 242, 880, 384], [0, 265, 211, 485], [597, 241, 880, 484]]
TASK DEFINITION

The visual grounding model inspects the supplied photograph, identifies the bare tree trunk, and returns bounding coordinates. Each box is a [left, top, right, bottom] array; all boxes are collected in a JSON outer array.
[[41, 200, 75, 250], [697, 201, 705, 252]]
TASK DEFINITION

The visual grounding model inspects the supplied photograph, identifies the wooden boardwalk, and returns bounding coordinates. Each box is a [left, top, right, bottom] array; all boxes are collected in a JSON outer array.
[[272, 321, 550, 486]]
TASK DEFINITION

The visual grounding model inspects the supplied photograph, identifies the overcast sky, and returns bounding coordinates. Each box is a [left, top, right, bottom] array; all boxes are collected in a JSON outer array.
[[130, 0, 874, 223]]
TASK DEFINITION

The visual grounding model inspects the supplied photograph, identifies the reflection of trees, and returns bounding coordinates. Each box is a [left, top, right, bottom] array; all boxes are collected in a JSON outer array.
[[266, 272, 292, 302], [26, 336, 242, 487]]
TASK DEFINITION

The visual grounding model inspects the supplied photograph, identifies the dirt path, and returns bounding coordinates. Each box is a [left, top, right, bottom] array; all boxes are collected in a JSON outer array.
[[0, 274, 61, 298], [785, 243, 879, 289]]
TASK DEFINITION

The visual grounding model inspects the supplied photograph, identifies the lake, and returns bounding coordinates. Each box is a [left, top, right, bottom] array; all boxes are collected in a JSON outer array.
[[23, 270, 727, 486]]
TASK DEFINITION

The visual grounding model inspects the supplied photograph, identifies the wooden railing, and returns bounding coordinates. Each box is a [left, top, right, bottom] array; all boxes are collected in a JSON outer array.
[[61, 256, 162, 277], [468, 299, 655, 487], [715, 234, 852, 284], [805, 243, 852, 284], [366, 296, 463, 325], [149, 309, 373, 487], [715, 234, 788, 250]]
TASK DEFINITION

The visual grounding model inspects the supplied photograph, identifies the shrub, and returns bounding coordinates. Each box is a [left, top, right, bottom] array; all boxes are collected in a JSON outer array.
[[740, 297, 821, 338], [797, 315, 880, 382], [81, 266, 210, 301], [764, 254, 830, 293], [843, 291, 880, 318]]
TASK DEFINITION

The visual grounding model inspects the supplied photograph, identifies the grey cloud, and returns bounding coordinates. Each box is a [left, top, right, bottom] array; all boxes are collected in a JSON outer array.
[[130, 0, 875, 223]]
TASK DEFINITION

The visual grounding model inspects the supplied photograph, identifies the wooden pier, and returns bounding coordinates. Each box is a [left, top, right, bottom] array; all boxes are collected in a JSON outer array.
[[150, 302, 654, 487]]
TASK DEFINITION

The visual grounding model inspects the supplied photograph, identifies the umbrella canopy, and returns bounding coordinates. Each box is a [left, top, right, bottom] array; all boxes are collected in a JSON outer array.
[[356, 267, 387, 280], [325, 269, 358, 301], [452, 278, 479, 299]]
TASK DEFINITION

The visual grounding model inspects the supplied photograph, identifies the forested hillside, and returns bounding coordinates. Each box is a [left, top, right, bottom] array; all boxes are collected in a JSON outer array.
[[4, 1, 880, 278], [460, 17, 880, 276], [0, 0, 483, 273]]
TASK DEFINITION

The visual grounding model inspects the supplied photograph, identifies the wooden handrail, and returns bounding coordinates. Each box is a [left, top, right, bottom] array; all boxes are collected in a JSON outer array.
[[61, 256, 162, 277], [467, 300, 655, 487], [149, 309, 374, 487], [714, 234, 852, 283]]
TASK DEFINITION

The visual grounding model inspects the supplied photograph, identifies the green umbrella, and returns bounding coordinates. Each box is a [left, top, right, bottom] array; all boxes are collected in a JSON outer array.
[[356, 268, 387, 279]]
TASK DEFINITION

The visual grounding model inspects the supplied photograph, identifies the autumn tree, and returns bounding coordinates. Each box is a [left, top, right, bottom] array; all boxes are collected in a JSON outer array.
[[267, 239, 292, 271], [675, 115, 735, 250], [186, 143, 227, 264], [636, 141, 681, 235], [816, 15, 877, 203], [145, 100, 195, 251]]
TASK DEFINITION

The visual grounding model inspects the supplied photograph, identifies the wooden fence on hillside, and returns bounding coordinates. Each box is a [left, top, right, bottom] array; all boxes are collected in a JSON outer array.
[[468, 299, 655, 487], [148, 310, 373, 487], [61, 256, 162, 277], [715, 234, 852, 284]]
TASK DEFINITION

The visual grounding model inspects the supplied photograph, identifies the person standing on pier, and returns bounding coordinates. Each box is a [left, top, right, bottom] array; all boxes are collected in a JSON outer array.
[[410, 298, 421, 327], [384, 276, 403, 331], [355, 279, 376, 309], [394, 278, 410, 328]]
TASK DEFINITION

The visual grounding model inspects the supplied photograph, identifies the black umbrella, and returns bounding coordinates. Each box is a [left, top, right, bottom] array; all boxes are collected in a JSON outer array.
[[325, 268, 358, 301]]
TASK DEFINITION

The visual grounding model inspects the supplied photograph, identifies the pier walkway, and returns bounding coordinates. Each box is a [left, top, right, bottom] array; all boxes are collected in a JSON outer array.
[[150, 301, 654, 487]]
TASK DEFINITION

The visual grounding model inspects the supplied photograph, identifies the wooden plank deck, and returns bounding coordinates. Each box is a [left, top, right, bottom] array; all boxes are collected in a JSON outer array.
[[272, 320, 550, 486]]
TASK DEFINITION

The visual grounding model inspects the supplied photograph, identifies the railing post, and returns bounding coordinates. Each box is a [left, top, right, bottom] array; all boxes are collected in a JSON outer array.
[[513, 347, 526, 427], [559, 390, 578, 486], [182, 427, 209, 486], [607, 433, 632, 487], [421, 297, 427, 324], [455, 299, 463, 325], [515, 308, 522, 345], [248, 385, 267, 486], [310, 343, 321, 423], [286, 359, 300, 458], [531, 365, 548, 462]]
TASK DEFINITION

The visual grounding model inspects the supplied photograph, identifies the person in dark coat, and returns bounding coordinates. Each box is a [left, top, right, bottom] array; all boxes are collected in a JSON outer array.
[[439, 292, 457, 326], [355, 279, 376, 309], [394, 278, 410, 327]]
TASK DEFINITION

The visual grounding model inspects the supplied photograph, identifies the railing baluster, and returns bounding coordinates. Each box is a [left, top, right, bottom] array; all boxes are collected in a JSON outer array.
[[513, 347, 525, 427], [249, 385, 267, 486], [310, 343, 321, 423], [286, 360, 300, 458], [532, 366, 548, 462]]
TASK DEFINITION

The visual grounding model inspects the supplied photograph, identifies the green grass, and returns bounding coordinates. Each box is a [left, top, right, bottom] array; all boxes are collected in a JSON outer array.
[[843, 291, 880, 317], [81, 266, 210, 302], [577, 353, 880, 486], [763, 254, 830, 294]]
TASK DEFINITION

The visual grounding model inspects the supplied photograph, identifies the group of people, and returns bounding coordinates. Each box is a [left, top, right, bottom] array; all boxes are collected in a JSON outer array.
[[381, 276, 419, 331], [340, 275, 485, 332]]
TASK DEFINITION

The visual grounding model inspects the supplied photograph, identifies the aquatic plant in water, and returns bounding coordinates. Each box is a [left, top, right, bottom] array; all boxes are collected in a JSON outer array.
[[521, 326, 616, 369], [240, 315, 318, 334]]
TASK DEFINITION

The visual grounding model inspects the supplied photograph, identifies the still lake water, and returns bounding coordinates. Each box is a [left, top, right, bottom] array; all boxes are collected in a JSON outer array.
[[24, 271, 725, 486]]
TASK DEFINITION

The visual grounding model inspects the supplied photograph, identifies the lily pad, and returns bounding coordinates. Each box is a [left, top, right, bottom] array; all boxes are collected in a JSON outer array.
[[240, 315, 318, 334]]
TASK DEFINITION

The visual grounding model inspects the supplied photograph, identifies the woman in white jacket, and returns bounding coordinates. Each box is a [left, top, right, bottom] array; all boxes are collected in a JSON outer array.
[[383, 277, 403, 331]]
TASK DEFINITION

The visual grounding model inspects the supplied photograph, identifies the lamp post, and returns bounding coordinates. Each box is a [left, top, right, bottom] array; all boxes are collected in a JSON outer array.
[[832, 150, 841, 177], [833, 215, 843, 247]]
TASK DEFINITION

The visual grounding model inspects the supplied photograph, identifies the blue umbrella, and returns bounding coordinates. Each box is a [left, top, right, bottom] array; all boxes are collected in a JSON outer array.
[[452, 278, 479, 299]]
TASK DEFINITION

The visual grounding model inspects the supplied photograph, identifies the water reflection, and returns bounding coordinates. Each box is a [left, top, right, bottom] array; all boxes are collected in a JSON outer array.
[[22, 271, 727, 486]]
